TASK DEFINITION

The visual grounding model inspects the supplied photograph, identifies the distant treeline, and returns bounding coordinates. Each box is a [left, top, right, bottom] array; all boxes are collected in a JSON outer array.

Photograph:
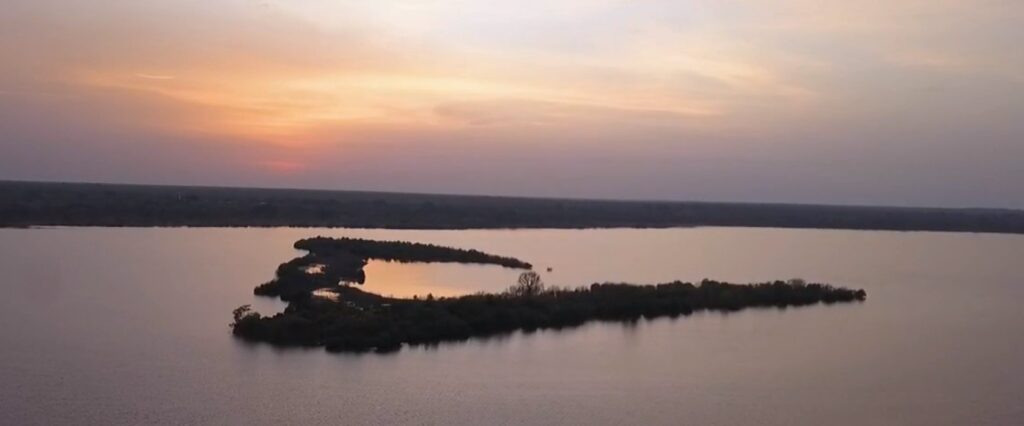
[[233, 237, 866, 353], [253, 237, 531, 301], [4, 180, 1023, 233]]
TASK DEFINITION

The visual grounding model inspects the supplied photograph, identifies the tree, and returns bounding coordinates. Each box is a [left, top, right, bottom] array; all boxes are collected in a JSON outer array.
[[232, 305, 252, 322], [230, 304, 260, 328], [508, 271, 545, 298]]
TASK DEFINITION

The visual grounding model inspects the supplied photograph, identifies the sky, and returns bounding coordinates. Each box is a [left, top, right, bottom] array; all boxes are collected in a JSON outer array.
[[2, 0, 1023, 207]]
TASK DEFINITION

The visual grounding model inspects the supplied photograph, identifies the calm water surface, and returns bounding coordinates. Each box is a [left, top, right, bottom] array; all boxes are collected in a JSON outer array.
[[1, 227, 1022, 425]]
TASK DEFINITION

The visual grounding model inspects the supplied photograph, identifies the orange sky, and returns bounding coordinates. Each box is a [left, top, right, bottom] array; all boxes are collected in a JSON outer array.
[[2, 0, 1023, 207]]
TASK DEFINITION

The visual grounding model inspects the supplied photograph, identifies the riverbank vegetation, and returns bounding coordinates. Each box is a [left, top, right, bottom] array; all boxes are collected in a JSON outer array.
[[233, 238, 866, 353]]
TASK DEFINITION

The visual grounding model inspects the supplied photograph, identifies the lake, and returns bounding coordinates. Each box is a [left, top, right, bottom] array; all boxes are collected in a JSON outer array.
[[1, 227, 1022, 425]]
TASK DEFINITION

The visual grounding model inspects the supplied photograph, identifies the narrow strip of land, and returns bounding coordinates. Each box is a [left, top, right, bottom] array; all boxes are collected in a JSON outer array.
[[253, 237, 531, 301], [3, 180, 1024, 233]]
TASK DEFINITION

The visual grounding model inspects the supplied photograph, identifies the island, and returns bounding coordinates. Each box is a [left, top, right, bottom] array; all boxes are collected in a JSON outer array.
[[231, 237, 867, 353]]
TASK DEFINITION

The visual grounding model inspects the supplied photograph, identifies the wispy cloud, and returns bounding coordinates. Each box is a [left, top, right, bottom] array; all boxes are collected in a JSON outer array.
[[135, 73, 175, 80]]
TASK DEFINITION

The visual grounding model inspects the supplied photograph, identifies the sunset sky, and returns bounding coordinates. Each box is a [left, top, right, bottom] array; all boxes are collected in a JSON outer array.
[[2, 0, 1022, 207]]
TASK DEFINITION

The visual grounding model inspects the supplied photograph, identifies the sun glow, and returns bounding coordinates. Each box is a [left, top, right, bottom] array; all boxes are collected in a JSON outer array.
[[6, 0, 1022, 204], [72, 63, 732, 146]]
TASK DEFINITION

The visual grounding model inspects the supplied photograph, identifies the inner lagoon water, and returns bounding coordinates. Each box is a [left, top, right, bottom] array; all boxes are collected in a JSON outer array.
[[1, 227, 1022, 425]]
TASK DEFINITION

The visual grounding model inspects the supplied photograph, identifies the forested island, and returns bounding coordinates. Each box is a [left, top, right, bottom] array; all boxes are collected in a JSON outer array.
[[253, 237, 532, 301], [232, 237, 867, 353], [4, 180, 1024, 233]]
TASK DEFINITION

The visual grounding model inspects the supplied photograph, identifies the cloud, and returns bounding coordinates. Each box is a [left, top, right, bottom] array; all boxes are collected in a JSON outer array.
[[2, 0, 1023, 207], [433, 99, 713, 127], [135, 73, 175, 80]]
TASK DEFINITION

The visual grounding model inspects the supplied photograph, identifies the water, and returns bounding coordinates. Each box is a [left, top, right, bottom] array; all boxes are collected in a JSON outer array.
[[1, 227, 1022, 425]]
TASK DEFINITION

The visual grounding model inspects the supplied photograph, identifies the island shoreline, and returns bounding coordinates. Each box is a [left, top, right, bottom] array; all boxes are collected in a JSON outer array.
[[231, 237, 868, 353]]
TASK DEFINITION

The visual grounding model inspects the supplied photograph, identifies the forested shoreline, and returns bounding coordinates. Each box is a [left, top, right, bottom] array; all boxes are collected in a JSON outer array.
[[4, 181, 1023, 233]]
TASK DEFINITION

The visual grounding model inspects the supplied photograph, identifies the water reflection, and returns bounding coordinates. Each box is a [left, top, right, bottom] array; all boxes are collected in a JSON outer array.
[[360, 259, 523, 298], [2, 226, 1023, 425], [302, 264, 326, 275], [311, 288, 339, 302]]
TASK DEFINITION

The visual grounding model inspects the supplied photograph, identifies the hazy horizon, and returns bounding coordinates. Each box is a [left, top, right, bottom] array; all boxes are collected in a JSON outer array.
[[3, 1, 1023, 208], [7, 177, 1024, 211]]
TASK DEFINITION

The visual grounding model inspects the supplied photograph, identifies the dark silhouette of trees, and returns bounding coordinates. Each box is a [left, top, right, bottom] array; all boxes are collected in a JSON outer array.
[[229, 304, 262, 334], [252, 237, 531, 301], [231, 305, 254, 323], [508, 271, 545, 298], [4, 180, 1024, 234], [231, 239, 868, 353]]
